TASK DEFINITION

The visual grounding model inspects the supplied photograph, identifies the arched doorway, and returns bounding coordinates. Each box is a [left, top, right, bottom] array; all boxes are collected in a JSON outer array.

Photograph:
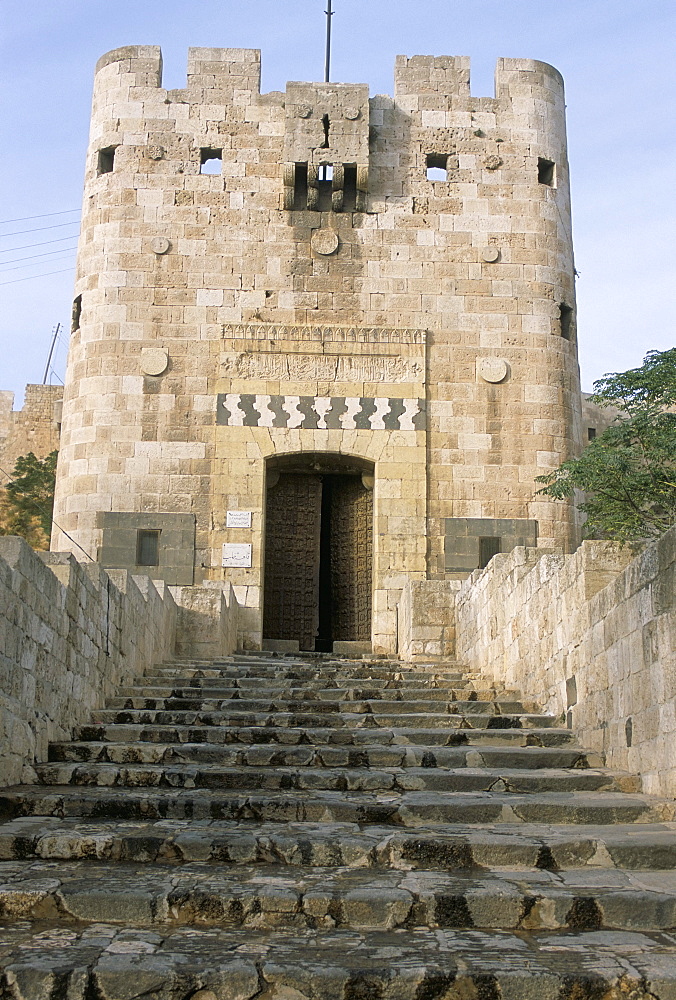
[[263, 453, 373, 652]]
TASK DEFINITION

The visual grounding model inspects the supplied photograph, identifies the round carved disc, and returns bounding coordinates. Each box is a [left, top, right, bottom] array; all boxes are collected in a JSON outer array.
[[296, 104, 312, 118], [140, 348, 169, 376], [311, 229, 339, 256], [151, 237, 170, 255], [478, 358, 509, 383], [481, 246, 500, 263], [484, 154, 503, 170], [344, 106, 360, 120]]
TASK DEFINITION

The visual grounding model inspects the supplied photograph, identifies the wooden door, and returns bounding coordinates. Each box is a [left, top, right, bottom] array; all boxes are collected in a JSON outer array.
[[330, 477, 373, 642]]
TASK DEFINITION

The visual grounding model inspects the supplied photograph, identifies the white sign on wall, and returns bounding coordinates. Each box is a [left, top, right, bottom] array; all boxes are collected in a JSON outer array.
[[222, 543, 252, 568], [226, 510, 252, 528]]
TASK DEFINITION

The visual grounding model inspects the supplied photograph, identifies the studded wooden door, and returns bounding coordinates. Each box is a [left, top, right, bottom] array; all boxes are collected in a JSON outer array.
[[263, 473, 322, 650], [330, 478, 373, 641]]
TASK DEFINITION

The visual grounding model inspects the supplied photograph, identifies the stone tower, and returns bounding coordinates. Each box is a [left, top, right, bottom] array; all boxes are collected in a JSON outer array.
[[52, 46, 582, 653]]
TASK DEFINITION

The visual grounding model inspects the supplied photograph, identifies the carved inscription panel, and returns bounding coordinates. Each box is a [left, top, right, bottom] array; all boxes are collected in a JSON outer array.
[[221, 352, 424, 383]]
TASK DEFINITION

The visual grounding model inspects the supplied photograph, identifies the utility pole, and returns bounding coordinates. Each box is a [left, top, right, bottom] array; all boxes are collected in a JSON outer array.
[[324, 0, 333, 83], [42, 322, 61, 385]]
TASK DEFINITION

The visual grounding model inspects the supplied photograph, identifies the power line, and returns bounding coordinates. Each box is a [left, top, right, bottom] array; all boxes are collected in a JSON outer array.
[[0, 234, 81, 254], [0, 244, 79, 268], [0, 209, 80, 225], [0, 220, 81, 238], [0, 266, 75, 287], [0, 251, 77, 273]]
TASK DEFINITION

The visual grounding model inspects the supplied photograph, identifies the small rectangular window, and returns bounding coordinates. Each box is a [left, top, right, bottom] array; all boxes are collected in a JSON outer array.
[[71, 295, 82, 332], [588, 427, 596, 441], [136, 529, 160, 567], [559, 303, 573, 340], [426, 153, 448, 181], [200, 148, 222, 174], [97, 146, 116, 175], [538, 157, 556, 186], [479, 536, 501, 569]]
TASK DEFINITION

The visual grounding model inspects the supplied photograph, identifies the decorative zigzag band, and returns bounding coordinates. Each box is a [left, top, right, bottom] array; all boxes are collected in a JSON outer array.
[[216, 394, 426, 430]]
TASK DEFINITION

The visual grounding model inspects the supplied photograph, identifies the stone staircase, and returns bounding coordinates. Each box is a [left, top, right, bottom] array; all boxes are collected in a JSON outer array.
[[0, 653, 675, 999]]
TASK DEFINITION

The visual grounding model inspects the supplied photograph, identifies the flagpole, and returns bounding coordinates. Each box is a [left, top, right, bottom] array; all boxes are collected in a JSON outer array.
[[324, 0, 333, 83]]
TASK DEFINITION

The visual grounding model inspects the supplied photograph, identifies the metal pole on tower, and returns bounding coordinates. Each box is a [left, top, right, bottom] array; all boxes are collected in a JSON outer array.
[[42, 323, 61, 384], [324, 0, 333, 83]]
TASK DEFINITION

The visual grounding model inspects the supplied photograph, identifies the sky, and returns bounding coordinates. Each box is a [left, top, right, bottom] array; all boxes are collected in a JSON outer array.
[[1, 0, 674, 404]]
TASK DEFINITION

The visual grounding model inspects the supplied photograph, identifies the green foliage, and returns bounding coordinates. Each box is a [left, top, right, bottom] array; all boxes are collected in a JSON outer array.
[[537, 349, 676, 542], [0, 450, 58, 549]]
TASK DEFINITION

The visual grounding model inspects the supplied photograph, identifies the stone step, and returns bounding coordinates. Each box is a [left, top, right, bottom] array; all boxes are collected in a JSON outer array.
[[89, 708, 560, 730], [116, 686, 521, 706], [49, 741, 602, 770], [144, 668, 471, 684], [0, 921, 674, 1000], [106, 697, 529, 716], [3, 816, 676, 870], [0, 786, 668, 825], [72, 723, 580, 748], [34, 762, 639, 795], [1, 859, 675, 933]]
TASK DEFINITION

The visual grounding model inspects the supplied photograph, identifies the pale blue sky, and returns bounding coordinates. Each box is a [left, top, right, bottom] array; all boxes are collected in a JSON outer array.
[[1, 0, 674, 402]]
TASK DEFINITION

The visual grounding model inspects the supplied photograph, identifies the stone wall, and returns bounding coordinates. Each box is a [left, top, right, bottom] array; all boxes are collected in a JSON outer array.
[[397, 579, 459, 660], [0, 536, 177, 787], [0, 385, 62, 481], [453, 532, 676, 797]]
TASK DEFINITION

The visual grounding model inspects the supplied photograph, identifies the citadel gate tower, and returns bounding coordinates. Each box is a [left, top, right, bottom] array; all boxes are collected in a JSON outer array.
[[52, 46, 582, 653]]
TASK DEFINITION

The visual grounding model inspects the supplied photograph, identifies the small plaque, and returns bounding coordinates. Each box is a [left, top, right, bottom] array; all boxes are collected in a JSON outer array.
[[226, 510, 252, 528], [140, 348, 168, 376], [481, 246, 500, 263], [311, 229, 339, 256], [151, 237, 170, 255], [478, 358, 509, 384], [222, 543, 252, 568]]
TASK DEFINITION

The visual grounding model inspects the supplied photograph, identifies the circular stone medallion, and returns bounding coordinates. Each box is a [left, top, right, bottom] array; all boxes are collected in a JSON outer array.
[[296, 104, 313, 118], [344, 106, 360, 120], [151, 237, 170, 255], [481, 246, 500, 263], [140, 348, 169, 377], [484, 154, 503, 171], [311, 229, 339, 256], [478, 358, 509, 384]]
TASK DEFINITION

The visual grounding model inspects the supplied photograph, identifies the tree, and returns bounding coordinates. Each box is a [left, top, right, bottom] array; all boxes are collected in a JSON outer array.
[[536, 348, 676, 542], [0, 450, 58, 549]]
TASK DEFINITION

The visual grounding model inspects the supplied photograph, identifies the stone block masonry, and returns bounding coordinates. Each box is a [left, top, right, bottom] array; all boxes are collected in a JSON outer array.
[[0, 536, 240, 787], [50, 44, 583, 654], [453, 529, 676, 798]]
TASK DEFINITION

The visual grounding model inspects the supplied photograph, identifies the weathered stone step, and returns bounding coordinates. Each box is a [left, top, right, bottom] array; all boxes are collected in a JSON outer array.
[[144, 668, 470, 684], [72, 723, 580, 748], [0, 921, 675, 1000], [107, 697, 529, 717], [49, 741, 601, 770], [0, 786, 668, 825], [2, 859, 675, 933], [116, 686, 520, 706], [90, 707, 560, 730], [148, 661, 469, 680], [3, 816, 676, 870], [34, 762, 637, 795]]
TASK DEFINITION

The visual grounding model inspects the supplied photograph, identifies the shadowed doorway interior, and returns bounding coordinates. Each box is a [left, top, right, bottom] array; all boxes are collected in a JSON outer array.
[[263, 454, 373, 652]]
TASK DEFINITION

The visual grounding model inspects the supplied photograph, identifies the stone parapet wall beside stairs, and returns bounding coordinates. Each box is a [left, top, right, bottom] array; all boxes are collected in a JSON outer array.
[[449, 529, 676, 798], [0, 537, 240, 788]]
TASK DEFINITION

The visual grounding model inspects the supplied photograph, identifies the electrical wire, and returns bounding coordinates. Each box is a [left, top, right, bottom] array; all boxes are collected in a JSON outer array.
[[0, 266, 75, 287], [0, 247, 77, 274], [0, 246, 78, 269], [0, 209, 80, 225], [0, 234, 81, 254], [0, 220, 81, 238]]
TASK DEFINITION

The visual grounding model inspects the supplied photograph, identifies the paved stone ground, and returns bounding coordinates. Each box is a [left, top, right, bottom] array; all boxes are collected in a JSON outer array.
[[0, 653, 675, 998]]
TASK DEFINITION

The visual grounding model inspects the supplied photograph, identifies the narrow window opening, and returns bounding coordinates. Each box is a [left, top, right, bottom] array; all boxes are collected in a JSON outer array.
[[97, 146, 116, 175], [559, 303, 573, 340], [321, 114, 331, 149], [293, 162, 308, 210], [426, 153, 448, 182], [71, 295, 82, 332], [538, 157, 556, 186], [588, 427, 597, 442], [320, 164, 333, 182], [343, 164, 358, 211], [200, 148, 223, 175], [479, 536, 501, 569], [136, 529, 160, 567]]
